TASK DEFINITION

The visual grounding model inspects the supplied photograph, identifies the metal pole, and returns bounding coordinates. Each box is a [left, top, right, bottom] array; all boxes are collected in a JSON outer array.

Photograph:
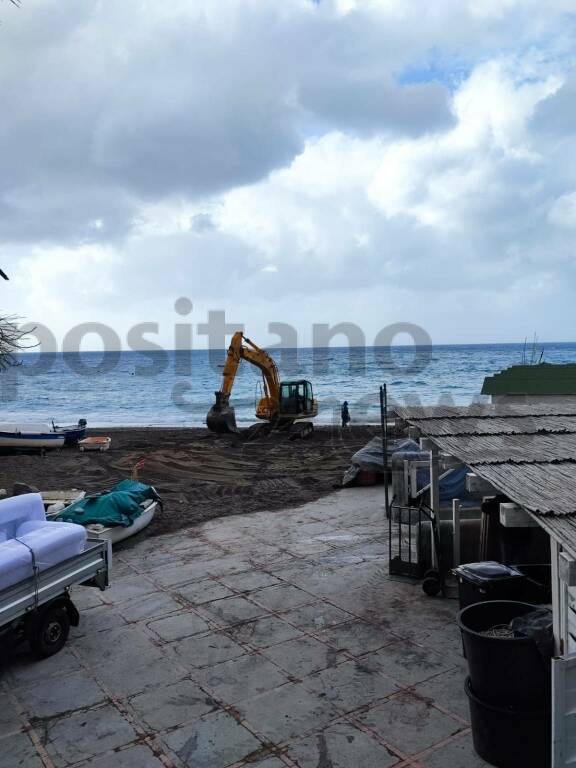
[[380, 384, 390, 519]]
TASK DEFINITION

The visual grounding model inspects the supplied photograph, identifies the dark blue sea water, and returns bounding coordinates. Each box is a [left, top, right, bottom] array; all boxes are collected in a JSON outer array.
[[0, 343, 574, 427]]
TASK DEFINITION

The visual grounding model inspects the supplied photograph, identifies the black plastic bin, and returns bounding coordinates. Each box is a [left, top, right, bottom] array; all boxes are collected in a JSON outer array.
[[465, 678, 550, 768], [458, 601, 550, 705], [516, 564, 552, 604], [453, 562, 526, 609]]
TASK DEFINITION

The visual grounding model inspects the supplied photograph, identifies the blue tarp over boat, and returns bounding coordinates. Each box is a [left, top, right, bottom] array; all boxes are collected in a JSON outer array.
[[56, 479, 160, 528]]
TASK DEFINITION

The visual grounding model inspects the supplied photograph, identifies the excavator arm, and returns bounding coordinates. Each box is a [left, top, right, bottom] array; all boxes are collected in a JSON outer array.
[[206, 332, 281, 433]]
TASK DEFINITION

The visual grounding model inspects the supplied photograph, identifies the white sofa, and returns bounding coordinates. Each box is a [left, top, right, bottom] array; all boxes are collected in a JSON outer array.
[[0, 493, 86, 592]]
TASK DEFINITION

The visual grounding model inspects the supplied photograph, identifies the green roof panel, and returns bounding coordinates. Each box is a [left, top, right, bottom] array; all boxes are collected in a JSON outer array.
[[481, 363, 576, 396]]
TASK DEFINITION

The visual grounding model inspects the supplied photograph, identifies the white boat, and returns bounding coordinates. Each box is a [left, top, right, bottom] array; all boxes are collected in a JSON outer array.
[[78, 436, 111, 452], [0, 423, 65, 450], [42, 490, 87, 518], [84, 499, 158, 545]]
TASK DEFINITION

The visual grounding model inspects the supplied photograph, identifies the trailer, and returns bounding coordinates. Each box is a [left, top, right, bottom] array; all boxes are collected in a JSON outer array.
[[0, 538, 111, 658]]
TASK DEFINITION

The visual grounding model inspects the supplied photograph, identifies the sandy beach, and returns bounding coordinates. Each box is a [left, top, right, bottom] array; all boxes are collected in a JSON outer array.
[[0, 425, 381, 537]]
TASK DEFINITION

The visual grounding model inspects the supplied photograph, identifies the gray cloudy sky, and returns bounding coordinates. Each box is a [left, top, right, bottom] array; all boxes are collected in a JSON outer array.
[[1, 0, 575, 349]]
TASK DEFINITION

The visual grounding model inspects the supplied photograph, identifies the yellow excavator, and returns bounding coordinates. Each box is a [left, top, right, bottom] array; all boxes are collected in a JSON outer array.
[[206, 331, 318, 434]]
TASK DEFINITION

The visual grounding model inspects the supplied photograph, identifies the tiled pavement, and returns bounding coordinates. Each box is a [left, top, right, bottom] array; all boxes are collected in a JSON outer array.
[[0, 486, 489, 768]]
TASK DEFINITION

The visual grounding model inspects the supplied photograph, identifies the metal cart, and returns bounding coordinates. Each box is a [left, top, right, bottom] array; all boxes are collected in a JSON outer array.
[[0, 538, 111, 658], [388, 499, 447, 597]]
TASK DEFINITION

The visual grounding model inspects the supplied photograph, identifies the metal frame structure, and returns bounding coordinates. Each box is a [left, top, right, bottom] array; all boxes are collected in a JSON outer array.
[[0, 539, 110, 630]]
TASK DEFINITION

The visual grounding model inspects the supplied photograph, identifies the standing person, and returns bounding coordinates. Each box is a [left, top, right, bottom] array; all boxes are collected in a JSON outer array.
[[341, 400, 350, 428]]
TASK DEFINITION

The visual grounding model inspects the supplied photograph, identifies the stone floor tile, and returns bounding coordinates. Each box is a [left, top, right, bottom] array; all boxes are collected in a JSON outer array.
[[413, 621, 467, 658], [150, 562, 213, 587], [252, 584, 316, 612], [356, 691, 464, 756], [284, 541, 333, 556], [147, 611, 211, 641], [72, 604, 128, 636], [117, 591, 183, 623], [205, 556, 253, 576], [222, 570, 282, 592], [4, 647, 81, 689], [97, 654, 188, 698], [238, 682, 339, 743], [200, 595, 269, 625], [263, 636, 339, 678], [74, 624, 163, 666], [82, 744, 166, 767], [194, 654, 289, 704], [162, 709, 262, 768], [70, 585, 106, 611], [17, 669, 106, 719], [312, 552, 365, 568], [301, 658, 400, 713], [363, 639, 456, 686], [317, 620, 396, 657], [420, 730, 490, 767], [175, 579, 235, 605], [226, 615, 303, 649], [172, 631, 247, 669], [0, 732, 43, 768], [42, 704, 138, 767], [103, 574, 157, 603], [288, 721, 400, 768], [276, 568, 342, 597], [129, 549, 175, 572], [129, 678, 217, 729], [249, 758, 285, 768], [414, 667, 470, 721], [0, 702, 24, 739], [280, 602, 354, 632]]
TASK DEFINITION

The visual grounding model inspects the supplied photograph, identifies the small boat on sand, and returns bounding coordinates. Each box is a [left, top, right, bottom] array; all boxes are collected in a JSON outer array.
[[78, 436, 111, 452], [0, 423, 65, 450], [53, 419, 87, 446], [55, 480, 161, 546], [85, 499, 158, 544]]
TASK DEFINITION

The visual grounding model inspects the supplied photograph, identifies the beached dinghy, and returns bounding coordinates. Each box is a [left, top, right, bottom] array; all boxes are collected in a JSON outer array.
[[55, 480, 161, 545], [85, 499, 158, 544], [0, 423, 65, 450], [52, 419, 87, 446]]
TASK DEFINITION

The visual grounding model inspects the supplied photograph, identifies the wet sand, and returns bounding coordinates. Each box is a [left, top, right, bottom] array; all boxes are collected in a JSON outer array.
[[0, 425, 381, 536]]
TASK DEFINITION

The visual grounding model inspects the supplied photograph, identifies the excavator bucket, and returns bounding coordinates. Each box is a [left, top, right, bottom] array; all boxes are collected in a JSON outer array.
[[206, 392, 239, 434]]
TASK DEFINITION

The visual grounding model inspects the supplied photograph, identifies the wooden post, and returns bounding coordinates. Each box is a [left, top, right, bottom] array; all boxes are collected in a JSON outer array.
[[380, 385, 390, 519], [429, 443, 440, 570], [551, 538, 563, 655], [452, 498, 461, 568]]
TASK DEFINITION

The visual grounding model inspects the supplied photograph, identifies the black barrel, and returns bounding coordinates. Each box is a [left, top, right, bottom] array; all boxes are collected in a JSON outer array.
[[465, 678, 550, 768], [458, 601, 550, 705], [516, 564, 552, 604]]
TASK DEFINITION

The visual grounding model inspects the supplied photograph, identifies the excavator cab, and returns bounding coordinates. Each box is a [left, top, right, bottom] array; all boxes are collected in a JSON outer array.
[[278, 380, 317, 418]]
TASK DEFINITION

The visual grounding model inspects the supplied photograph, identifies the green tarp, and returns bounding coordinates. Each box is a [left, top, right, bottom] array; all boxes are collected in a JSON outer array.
[[56, 479, 161, 528]]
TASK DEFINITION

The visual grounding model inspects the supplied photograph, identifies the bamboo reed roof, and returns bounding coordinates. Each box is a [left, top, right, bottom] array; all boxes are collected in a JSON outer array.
[[395, 403, 576, 519]]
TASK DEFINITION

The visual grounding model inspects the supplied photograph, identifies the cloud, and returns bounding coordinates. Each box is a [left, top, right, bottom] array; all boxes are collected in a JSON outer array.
[[2, 0, 576, 343]]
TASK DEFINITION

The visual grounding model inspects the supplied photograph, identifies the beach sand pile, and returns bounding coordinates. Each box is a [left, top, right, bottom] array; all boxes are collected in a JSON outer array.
[[0, 425, 381, 536]]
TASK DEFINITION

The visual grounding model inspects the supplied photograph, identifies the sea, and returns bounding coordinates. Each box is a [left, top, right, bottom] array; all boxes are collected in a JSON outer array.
[[0, 343, 574, 428]]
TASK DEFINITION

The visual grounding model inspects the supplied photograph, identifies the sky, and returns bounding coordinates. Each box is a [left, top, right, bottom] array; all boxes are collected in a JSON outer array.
[[1, 0, 576, 350]]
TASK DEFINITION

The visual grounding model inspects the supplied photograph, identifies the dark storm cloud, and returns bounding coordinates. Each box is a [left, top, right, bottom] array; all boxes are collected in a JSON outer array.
[[0, 0, 466, 246], [300, 76, 454, 136]]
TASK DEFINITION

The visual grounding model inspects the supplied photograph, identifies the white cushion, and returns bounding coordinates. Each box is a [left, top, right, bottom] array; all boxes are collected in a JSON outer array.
[[0, 493, 46, 540]]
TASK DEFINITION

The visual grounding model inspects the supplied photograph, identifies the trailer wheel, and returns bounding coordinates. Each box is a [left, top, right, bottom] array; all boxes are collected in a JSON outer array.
[[422, 572, 442, 597], [29, 606, 70, 658]]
